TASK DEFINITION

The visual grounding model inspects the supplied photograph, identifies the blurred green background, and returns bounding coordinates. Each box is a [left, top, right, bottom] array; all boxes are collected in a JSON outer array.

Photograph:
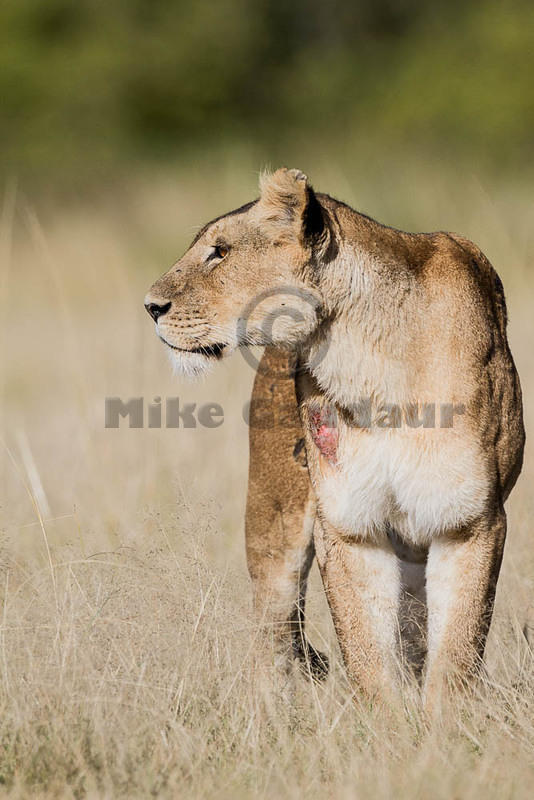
[[2, 0, 534, 193]]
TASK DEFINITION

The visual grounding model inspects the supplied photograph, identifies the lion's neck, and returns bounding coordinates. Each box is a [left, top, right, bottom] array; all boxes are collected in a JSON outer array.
[[304, 236, 419, 408]]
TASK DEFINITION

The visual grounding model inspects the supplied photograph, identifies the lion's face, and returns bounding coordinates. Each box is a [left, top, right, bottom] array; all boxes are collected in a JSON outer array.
[[144, 169, 327, 377]]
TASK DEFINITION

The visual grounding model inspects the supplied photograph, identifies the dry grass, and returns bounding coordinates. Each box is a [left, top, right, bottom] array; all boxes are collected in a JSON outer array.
[[1, 160, 534, 797]]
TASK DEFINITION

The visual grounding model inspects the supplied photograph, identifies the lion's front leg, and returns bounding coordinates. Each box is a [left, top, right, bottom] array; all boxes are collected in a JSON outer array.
[[246, 486, 326, 681], [314, 519, 402, 702], [424, 507, 507, 716], [246, 347, 328, 683]]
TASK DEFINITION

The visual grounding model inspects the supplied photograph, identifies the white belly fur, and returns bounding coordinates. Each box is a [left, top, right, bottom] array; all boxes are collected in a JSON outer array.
[[316, 427, 489, 546]]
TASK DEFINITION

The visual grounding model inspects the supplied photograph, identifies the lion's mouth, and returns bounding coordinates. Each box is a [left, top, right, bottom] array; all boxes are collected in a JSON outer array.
[[158, 336, 226, 359]]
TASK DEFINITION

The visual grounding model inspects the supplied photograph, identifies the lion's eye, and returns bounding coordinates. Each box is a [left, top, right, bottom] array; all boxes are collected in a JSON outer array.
[[213, 244, 229, 260]]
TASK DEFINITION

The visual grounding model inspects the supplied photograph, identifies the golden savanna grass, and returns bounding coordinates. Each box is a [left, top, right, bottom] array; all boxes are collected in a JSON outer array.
[[1, 160, 533, 797]]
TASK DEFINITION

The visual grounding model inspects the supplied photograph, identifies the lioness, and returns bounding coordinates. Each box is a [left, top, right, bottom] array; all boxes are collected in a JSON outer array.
[[145, 168, 524, 710]]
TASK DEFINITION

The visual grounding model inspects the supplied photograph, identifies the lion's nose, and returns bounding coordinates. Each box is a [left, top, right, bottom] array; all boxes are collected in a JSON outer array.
[[144, 300, 171, 322]]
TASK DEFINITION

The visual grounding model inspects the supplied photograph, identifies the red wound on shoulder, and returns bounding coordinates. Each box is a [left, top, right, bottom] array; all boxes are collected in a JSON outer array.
[[308, 406, 338, 465]]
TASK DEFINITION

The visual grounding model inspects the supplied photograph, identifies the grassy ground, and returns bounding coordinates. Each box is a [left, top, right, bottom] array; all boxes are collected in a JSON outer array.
[[0, 159, 533, 797]]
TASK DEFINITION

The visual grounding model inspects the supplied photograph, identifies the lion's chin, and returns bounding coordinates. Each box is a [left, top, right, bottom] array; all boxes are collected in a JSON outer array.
[[166, 348, 215, 380]]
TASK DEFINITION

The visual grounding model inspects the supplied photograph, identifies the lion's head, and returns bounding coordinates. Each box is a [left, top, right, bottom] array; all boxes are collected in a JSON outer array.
[[144, 168, 331, 376]]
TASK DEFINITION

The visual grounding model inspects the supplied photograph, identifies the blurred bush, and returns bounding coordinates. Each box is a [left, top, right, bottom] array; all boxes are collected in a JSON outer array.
[[1, 0, 533, 187]]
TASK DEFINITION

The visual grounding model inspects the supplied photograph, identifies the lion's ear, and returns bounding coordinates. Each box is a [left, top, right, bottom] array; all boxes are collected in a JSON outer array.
[[258, 167, 325, 243]]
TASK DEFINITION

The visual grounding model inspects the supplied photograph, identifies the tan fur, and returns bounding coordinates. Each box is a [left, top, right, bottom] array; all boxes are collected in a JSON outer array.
[[245, 347, 328, 681], [145, 168, 525, 711]]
